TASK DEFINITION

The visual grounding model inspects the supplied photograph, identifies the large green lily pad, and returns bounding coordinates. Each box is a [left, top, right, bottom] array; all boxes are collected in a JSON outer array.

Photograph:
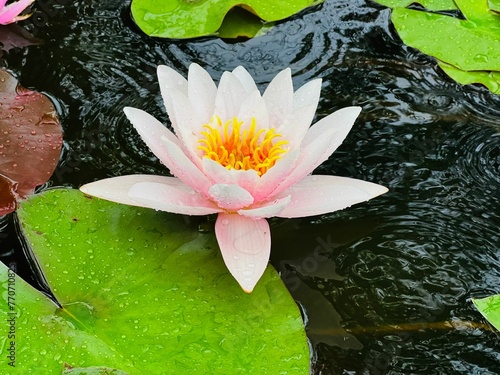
[[130, 0, 322, 39], [372, 0, 500, 94], [472, 294, 500, 331], [371, 0, 457, 10], [0, 189, 308, 374]]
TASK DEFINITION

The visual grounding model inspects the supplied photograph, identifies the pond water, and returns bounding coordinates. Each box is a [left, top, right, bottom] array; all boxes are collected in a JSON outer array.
[[1, 0, 500, 373]]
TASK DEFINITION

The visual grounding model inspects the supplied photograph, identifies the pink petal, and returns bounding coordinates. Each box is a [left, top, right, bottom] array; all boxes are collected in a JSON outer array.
[[262, 68, 293, 128], [238, 195, 291, 219], [215, 214, 271, 293], [232, 66, 258, 93], [201, 158, 260, 196], [123, 107, 184, 160], [208, 184, 254, 211], [128, 181, 222, 215], [160, 136, 213, 196], [0, 0, 34, 24], [80, 174, 189, 207], [188, 63, 217, 121], [276, 175, 388, 218], [270, 106, 362, 197], [253, 149, 299, 202]]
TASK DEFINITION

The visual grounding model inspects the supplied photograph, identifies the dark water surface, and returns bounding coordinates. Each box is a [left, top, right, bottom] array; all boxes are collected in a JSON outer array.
[[1, 0, 500, 373]]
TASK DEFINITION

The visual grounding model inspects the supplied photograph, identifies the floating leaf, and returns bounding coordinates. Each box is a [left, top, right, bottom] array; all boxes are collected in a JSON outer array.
[[371, 0, 457, 10], [0, 24, 41, 53], [472, 294, 500, 331], [0, 189, 309, 373], [490, 0, 500, 13], [217, 7, 272, 39], [0, 69, 62, 215], [438, 62, 500, 94], [62, 364, 129, 375], [130, 0, 322, 39], [374, 0, 500, 94]]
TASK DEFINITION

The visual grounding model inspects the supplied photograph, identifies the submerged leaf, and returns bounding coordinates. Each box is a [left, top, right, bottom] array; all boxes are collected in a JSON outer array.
[[0, 69, 62, 215], [472, 294, 500, 331], [1, 189, 309, 374], [130, 0, 322, 39]]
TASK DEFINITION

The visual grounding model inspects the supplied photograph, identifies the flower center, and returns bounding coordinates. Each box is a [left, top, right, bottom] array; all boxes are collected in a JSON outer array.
[[198, 116, 288, 176]]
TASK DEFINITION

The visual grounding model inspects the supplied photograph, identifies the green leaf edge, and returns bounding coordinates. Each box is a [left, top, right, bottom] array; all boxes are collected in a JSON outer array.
[[472, 294, 500, 331], [130, 0, 323, 39], [0, 188, 309, 374]]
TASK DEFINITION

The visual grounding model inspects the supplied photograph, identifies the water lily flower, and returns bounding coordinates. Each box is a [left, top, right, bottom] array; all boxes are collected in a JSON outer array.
[[80, 64, 388, 293], [0, 0, 34, 25]]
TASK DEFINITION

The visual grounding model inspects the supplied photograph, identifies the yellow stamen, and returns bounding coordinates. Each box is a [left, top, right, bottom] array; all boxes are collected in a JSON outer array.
[[198, 116, 288, 176]]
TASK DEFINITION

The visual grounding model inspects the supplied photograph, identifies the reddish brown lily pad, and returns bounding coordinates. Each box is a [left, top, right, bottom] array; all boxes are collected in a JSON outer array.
[[0, 69, 62, 215]]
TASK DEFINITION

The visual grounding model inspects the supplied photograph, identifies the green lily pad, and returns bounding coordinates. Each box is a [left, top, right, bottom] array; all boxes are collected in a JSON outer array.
[[371, 0, 457, 10], [438, 61, 500, 94], [217, 7, 272, 39], [490, 0, 500, 13], [62, 364, 129, 375], [391, 6, 500, 72], [373, 0, 500, 94], [130, 0, 322, 39], [472, 294, 500, 331], [0, 189, 308, 374]]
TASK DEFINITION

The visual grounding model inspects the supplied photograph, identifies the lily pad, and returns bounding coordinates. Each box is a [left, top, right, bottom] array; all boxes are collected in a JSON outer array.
[[0, 189, 308, 374], [472, 294, 500, 331], [490, 0, 500, 13], [130, 0, 322, 39], [371, 0, 457, 10], [438, 61, 500, 94], [0, 24, 41, 53], [62, 364, 129, 375], [373, 0, 500, 94], [0, 69, 62, 215]]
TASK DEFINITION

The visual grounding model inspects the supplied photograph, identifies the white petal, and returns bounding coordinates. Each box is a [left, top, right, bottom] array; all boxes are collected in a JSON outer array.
[[277, 79, 322, 146], [129, 181, 222, 215], [263, 68, 293, 128], [208, 184, 254, 211], [157, 65, 188, 133], [232, 66, 258, 93], [237, 90, 269, 130], [188, 63, 217, 121], [276, 175, 388, 218], [215, 214, 271, 293], [214, 71, 249, 123]]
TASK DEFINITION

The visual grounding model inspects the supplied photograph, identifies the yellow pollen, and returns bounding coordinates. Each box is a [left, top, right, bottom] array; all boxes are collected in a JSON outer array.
[[198, 116, 288, 176]]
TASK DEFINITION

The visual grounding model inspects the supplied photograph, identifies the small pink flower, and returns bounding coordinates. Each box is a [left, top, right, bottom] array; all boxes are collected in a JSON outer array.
[[0, 0, 34, 25], [80, 64, 388, 292]]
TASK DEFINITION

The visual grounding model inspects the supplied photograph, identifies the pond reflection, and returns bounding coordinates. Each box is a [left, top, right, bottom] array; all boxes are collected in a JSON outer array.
[[1, 0, 499, 373]]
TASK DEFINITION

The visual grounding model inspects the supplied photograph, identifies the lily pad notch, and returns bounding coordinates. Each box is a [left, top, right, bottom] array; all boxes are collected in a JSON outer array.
[[130, 0, 324, 39]]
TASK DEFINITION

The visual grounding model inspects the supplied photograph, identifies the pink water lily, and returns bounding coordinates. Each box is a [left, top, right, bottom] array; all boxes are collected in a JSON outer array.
[[0, 0, 34, 25], [80, 64, 388, 293]]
